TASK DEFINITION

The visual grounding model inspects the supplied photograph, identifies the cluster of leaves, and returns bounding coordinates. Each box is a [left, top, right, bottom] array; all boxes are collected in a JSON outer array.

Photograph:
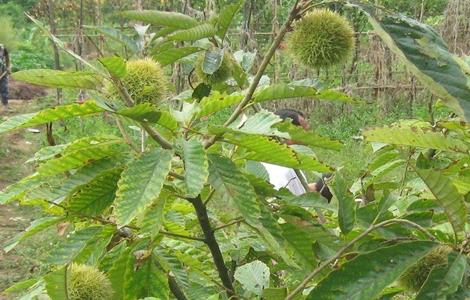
[[1, 1, 470, 300]]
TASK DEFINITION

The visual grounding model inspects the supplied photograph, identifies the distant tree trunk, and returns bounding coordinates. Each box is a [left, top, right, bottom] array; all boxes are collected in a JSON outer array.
[[135, 0, 143, 10], [45, 0, 61, 146], [96, 0, 104, 54], [240, 0, 253, 50], [272, 0, 280, 83], [46, 0, 62, 103]]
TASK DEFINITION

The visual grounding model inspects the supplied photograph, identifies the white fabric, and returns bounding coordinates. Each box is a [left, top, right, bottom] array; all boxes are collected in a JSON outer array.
[[262, 163, 306, 196]]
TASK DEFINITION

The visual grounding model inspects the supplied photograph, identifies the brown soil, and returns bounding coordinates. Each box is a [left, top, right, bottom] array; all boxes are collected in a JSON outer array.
[[0, 99, 43, 298], [8, 81, 47, 101]]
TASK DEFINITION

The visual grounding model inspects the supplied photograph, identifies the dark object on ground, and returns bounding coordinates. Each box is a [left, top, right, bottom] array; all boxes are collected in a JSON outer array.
[[8, 80, 47, 100]]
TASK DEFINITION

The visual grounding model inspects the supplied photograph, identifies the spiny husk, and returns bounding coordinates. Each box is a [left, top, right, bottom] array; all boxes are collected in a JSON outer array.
[[399, 246, 452, 292], [108, 57, 168, 105], [68, 263, 113, 300], [287, 9, 354, 69]]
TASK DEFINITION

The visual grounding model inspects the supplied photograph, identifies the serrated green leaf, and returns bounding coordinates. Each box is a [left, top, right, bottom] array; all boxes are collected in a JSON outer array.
[[202, 48, 224, 75], [363, 126, 469, 153], [0, 101, 104, 134], [75, 226, 116, 265], [140, 197, 166, 241], [121, 10, 199, 29], [350, 3, 470, 121], [210, 128, 331, 172], [0, 174, 43, 204], [234, 109, 281, 135], [38, 137, 124, 176], [153, 46, 203, 66], [246, 160, 269, 180], [168, 23, 216, 42], [275, 121, 342, 150], [196, 91, 244, 118], [416, 168, 467, 235], [231, 57, 248, 88], [115, 149, 173, 226], [208, 154, 261, 226], [331, 174, 356, 234], [44, 266, 68, 300], [116, 104, 178, 131], [67, 168, 121, 216], [279, 218, 327, 268], [307, 241, 437, 300], [416, 253, 467, 299], [4, 216, 64, 253], [85, 25, 138, 53], [49, 226, 103, 264], [234, 260, 270, 296], [253, 84, 318, 103], [27, 145, 68, 163], [12, 69, 101, 89], [183, 139, 208, 197], [100, 56, 127, 78], [4, 278, 39, 294], [154, 246, 189, 289], [108, 247, 133, 300], [43, 159, 118, 204], [257, 203, 299, 268], [126, 255, 169, 300], [216, 0, 242, 40], [154, 27, 179, 39]]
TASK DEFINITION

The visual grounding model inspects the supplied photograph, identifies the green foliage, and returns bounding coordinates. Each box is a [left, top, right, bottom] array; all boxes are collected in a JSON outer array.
[[307, 241, 437, 299], [68, 264, 113, 300], [2, 2, 470, 300], [399, 246, 452, 292], [195, 50, 233, 85], [0, 17, 19, 50], [351, 1, 470, 121], [12, 69, 102, 89], [287, 9, 354, 69]]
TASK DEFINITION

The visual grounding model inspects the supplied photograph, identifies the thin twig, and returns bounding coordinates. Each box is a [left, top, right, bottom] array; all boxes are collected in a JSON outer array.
[[285, 218, 435, 300], [44, 200, 204, 242], [168, 275, 189, 300], [203, 188, 216, 206], [399, 148, 414, 197], [110, 76, 173, 150], [160, 230, 205, 242], [115, 116, 139, 152], [169, 171, 185, 181], [213, 218, 244, 232]]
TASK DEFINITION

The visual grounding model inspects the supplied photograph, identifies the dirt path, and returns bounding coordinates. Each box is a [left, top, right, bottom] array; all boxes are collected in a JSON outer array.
[[0, 99, 45, 297]]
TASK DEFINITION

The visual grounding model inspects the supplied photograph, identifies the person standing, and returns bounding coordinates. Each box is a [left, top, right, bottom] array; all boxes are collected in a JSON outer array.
[[0, 44, 12, 112], [262, 109, 332, 201]]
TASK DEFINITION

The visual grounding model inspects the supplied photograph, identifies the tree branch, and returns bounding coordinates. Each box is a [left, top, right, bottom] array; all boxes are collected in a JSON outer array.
[[189, 196, 236, 298], [203, 0, 303, 149], [110, 77, 173, 150], [160, 230, 205, 242], [168, 275, 189, 300], [285, 218, 435, 300], [213, 218, 244, 232]]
